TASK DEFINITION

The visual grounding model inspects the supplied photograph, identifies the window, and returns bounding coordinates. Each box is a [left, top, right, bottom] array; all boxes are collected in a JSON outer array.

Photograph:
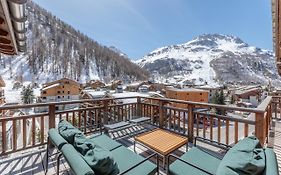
[[58, 91, 61, 94], [68, 91, 70, 94], [62, 86, 64, 88], [62, 96, 64, 98], [200, 93, 202, 95], [68, 96, 70, 99], [62, 91, 64, 93], [43, 91, 46, 94], [57, 96, 61, 99], [42, 97, 46, 99]]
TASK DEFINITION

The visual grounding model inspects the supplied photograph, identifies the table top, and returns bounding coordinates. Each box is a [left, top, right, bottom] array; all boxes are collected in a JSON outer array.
[[135, 129, 188, 155]]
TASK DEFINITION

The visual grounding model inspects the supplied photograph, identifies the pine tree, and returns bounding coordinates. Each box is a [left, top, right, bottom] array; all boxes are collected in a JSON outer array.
[[21, 85, 35, 104], [218, 90, 225, 105]]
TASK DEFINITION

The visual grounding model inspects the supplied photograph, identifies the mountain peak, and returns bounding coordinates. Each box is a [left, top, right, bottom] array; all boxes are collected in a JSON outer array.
[[187, 33, 247, 47]]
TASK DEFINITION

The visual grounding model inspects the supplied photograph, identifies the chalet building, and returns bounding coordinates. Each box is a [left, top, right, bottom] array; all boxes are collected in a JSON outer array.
[[166, 87, 209, 108], [107, 80, 122, 90], [126, 81, 148, 92], [84, 80, 105, 89], [0, 76, 5, 104], [196, 85, 222, 102], [37, 78, 81, 111], [233, 86, 262, 107]]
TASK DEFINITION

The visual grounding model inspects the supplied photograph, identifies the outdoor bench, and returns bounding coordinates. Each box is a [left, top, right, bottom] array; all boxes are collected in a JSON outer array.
[[168, 136, 279, 175], [46, 120, 158, 175]]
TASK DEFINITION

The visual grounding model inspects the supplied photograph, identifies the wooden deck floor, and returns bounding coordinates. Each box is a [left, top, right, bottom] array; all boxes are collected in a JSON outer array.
[[0, 122, 280, 175]]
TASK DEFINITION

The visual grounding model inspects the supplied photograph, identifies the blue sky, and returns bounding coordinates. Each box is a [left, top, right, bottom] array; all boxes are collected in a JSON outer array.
[[33, 0, 272, 60]]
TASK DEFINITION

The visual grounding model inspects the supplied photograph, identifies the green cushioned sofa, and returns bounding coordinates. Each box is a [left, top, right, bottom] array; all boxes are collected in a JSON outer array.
[[168, 136, 279, 175], [46, 120, 158, 175]]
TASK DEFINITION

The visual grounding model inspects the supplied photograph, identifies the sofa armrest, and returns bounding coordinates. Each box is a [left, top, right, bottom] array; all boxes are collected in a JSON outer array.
[[194, 137, 231, 151], [118, 153, 159, 175], [167, 154, 214, 175]]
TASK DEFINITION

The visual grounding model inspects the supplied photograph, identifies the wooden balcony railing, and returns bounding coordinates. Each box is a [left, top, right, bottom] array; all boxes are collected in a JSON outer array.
[[0, 96, 273, 156]]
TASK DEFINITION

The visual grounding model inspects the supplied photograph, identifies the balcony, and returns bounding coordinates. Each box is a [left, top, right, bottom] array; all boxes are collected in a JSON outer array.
[[0, 96, 279, 174]]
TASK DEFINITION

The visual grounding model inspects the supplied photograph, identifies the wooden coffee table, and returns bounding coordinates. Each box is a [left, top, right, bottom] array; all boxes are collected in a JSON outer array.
[[134, 129, 188, 169]]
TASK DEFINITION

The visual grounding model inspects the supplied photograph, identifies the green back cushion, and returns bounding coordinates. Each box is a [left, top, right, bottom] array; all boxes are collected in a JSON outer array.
[[216, 136, 266, 175], [58, 120, 83, 144], [48, 128, 68, 150], [74, 134, 119, 175]]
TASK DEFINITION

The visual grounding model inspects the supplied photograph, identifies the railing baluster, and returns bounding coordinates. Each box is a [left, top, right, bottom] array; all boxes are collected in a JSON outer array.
[[66, 112, 69, 122], [196, 114, 199, 137], [23, 119, 26, 148], [226, 119, 229, 145], [78, 111, 81, 128], [84, 110, 87, 133], [203, 115, 206, 138], [244, 123, 249, 137], [32, 117, 35, 146], [183, 111, 186, 134], [89, 110, 93, 130], [12, 120, 17, 151], [40, 116, 44, 144], [234, 121, 238, 143], [210, 116, 213, 141], [177, 110, 181, 132], [72, 111, 75, 126], [2, 120, 6, 153], [217, 118, 221, 143]]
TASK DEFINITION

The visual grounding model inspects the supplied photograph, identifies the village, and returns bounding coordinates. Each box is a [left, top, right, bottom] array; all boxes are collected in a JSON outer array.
[[0, 76, 273, 153]]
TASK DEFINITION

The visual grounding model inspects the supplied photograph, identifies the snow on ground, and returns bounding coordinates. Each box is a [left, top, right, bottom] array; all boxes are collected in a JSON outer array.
[[0, 54, 41, 103]]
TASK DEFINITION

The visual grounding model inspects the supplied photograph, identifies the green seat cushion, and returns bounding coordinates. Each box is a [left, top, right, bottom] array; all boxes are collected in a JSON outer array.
[[60, 144, 95, 175], [111, 146, 157, 175], [58, 120, 83, 144], [169, 147, 221, 175], [216, 136, 266, 175], [262, 148, 279, 175], [89, 134, 122, 151], [48, 128, 68, 150], [74, 134, 119, 175]]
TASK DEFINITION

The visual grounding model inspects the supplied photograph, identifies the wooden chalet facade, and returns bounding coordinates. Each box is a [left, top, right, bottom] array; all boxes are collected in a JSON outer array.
[[166, 87, 209, 108], [37, 78, 81, 111]]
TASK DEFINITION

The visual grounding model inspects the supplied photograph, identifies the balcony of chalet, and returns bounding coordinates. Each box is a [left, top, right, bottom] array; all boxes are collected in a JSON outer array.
[[0, 95, 279, 175]]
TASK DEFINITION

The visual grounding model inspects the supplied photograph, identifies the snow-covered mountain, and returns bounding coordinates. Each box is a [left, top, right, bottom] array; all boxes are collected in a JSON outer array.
[[0, 0, 148, 87], [137, 34, 280, 86]]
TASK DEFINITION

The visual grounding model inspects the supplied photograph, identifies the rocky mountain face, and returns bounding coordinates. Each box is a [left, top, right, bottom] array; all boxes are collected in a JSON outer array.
[[0, 0, 148, 85], [137, 34, 279, 86]]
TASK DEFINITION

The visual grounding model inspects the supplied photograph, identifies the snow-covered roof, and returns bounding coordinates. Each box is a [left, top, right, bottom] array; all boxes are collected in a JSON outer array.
[[83, 89, 108, 98], [167, 87, 208, 92], [82, 90, 163, 104], [41, 83, 60, 90]]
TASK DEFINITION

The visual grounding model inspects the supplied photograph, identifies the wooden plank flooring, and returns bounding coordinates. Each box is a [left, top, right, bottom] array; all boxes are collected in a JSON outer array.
[[0, 121, 280, 175]]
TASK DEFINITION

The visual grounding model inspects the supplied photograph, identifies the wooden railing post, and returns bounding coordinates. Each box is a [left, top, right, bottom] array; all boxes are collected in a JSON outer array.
[[103, 100, 109, 124], [49, 104, 56, 129], [268, 104, 272, 130], [255, 112, 266, 146], [188, 105, 194, 142], [159, 100, 164, 128], [137, 97, 141, 117]]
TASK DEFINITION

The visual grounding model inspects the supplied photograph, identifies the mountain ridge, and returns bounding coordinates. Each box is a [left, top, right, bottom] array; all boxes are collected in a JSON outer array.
[[137, 34, 279, 86]]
